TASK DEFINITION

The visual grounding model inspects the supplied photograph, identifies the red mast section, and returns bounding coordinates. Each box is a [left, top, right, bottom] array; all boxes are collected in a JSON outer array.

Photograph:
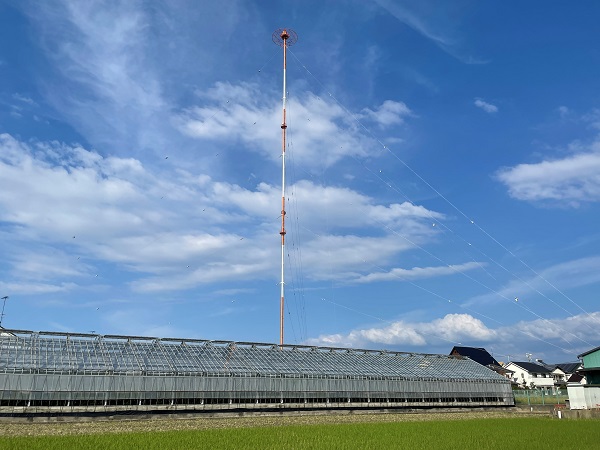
[[272, 28, 297, 346]]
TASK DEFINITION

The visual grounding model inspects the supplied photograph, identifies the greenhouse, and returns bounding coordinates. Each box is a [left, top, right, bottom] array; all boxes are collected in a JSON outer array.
[[0, 329, 514, 414]]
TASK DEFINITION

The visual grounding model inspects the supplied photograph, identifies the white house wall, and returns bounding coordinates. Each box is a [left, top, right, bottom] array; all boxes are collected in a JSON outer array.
[[505, 364, 554, 389]]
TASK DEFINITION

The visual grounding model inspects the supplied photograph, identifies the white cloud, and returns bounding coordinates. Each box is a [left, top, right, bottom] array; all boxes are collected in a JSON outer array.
[[288, 180, 444, 233], [354, 262, 484, 284], [509, 313, 600, 343], [474, 98, 498, 113], [307, 313, 496, 348], [557, 105, 571, 119], [10, 250, 90, 281], [496, 150, 600, 206], [0, 281, 76, 295], [300, 234, 415, 282], [177, 82, 410, 170], [361, 100, 412, 127], [427, 313, 497, 341], [306, 311, 600, 358], [0, 133, 444, 293], [0, 134, 154, 241]]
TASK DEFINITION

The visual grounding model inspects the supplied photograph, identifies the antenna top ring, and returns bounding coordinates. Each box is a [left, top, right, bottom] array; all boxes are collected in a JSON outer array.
[[272, 29, 298, 47]]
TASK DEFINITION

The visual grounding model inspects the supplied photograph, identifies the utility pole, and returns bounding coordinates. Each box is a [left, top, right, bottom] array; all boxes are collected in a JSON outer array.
[[0, 296, 8, 327]]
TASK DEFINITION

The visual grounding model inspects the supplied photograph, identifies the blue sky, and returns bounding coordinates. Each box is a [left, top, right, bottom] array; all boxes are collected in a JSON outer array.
[[1, 0, 600, 363]]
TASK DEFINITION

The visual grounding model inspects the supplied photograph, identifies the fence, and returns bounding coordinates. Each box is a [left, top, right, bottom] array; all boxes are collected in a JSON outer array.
[[512, 389, 568, 405]]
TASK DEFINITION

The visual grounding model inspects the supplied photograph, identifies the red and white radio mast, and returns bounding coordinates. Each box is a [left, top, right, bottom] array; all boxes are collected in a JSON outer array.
[[272, 28, 298, 346]]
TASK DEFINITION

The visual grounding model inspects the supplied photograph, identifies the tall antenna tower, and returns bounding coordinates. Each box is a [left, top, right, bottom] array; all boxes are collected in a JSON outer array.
[[272, 28, 298, 346]]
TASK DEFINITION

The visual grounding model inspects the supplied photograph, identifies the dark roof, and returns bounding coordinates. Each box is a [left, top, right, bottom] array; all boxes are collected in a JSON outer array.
[[567, 372, 584, 383], [509, 361, 552, 373], [534, 359, 554, 370], [578, 345, 600, 358], [554, 362, 581, 374], [449, 346, 499, 367]]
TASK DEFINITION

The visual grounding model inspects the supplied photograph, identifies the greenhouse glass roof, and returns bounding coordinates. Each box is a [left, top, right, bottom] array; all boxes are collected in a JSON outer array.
[[0, 329, 506, 381]]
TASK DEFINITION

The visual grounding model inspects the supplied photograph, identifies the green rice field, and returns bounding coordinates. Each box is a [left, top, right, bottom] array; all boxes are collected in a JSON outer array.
[[1, 412, 598, 449]]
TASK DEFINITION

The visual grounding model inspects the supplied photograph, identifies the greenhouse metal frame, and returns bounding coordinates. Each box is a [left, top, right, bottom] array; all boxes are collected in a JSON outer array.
[[0, 329, 514, 414]]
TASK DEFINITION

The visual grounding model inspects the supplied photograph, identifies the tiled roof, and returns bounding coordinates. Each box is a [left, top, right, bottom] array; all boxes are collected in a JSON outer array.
[[449, 346, 499, 367], [509, 361, 551, 373], [567, 372, 584, 383], [554, 362, 581, 374]]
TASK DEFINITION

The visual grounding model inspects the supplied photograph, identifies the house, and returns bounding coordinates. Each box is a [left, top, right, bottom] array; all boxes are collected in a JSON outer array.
[[449, 346, 512, 377], [450, 346, 498, 366], [502, 361, 554, 390], [551, 362, 583, 387], [567, 345, 600, 409]]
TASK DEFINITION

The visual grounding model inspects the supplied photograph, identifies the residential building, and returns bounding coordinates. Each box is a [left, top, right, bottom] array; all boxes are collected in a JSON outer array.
[[503, 361, 554, 390], [551, 362, 582, 387], [449, 346, 512, 377]]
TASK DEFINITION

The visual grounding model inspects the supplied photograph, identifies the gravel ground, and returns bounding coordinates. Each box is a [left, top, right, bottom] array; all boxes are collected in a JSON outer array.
[[0, 410, 544, 437]]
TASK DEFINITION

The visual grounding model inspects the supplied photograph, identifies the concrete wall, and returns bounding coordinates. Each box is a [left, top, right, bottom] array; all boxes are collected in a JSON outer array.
[[559, 409, 600, 419], [567, 384, 600, 410]]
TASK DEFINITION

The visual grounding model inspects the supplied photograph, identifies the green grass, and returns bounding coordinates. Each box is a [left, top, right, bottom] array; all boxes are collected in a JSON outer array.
[[1, 418, 599, 450]]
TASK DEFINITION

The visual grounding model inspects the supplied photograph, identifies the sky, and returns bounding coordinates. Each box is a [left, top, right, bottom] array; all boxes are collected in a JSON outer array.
[[1, 0, 600, 364]]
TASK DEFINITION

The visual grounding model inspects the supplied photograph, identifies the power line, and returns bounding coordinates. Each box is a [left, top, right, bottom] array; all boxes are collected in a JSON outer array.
[[285, 48, 598, 352]]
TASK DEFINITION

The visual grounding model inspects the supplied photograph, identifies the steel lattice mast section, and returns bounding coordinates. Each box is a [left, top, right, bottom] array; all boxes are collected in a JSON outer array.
[[272, 29, 297, 346]]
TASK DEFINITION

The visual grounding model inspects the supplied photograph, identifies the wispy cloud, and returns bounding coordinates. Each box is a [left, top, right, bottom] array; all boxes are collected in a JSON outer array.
[[22, 1, 168, 153], [372, 0, 453, 47], [465, 256, 600, 315], [18, 0, 250, 161], [0, 281, 76, 295], [354, 261, 484, 284], [582, 108, 600, 130], [557, 105, 571, 119], [474, 98, 498, 113], [372, 0, 486, 64], [12, 93, 36, 105], [360, 100, 413, 128]]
